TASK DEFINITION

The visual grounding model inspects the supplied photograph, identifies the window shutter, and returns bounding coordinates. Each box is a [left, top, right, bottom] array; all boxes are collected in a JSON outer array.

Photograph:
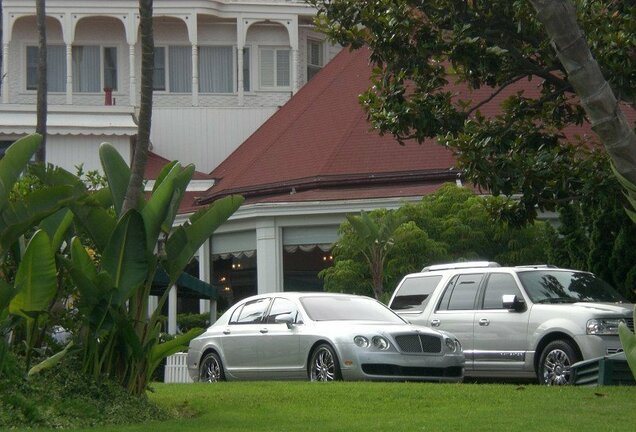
[[260, 49, 275, 87]]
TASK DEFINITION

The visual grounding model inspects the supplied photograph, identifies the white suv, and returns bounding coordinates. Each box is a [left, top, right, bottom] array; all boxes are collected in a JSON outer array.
[[388, 262, 635, 384]]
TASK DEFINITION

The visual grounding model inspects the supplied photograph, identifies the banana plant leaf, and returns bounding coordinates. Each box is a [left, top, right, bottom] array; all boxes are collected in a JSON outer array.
[[70, 199, 117, 252], [39, 209, 74, 253], [147, 327, 205, 378], [101, 210, 148, 302], [0, 134, 41, 213], [152, 160, 178, 193], [618, 308, 636, 380], [165, 195, 243, 283], [0, 278, 17, 319], [99, 143, 132, 217], [141, 163, 180, 253], [160, 165, 195, 234], [28, 341, 75, 377], [8, 230, 57, 320]]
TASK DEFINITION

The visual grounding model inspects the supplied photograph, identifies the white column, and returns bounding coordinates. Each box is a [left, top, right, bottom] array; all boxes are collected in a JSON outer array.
[[237, 47, 244, 106], [65, 44, 73, 104], [198, 239, 216, 323], [129, 44, 136, 105], [2, 43, 9, 103], [192, 44, 199, 106], [292, 48, 299, 94], [147, 295, 159, 318], [256, 220, 283, 294], [168, 285, 178, 334]]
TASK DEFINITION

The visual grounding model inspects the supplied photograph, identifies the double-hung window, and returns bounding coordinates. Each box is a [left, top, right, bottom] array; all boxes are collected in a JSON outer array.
[[199, 46, 233, 93], [307, 39, 324, 81], [259, 47, 290, 89], [26, 45, 66, 92], [240, 47, 250, 92], [154, 46, 192, 92], [72, 46, 118, 92]]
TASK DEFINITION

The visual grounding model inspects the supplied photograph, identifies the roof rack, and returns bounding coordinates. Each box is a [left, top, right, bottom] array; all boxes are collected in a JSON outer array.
[[514, 264, 558, 269], [421, 261, 501, 272]]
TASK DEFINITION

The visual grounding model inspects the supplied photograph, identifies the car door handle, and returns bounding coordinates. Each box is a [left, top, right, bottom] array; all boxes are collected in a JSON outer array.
[[260, 328, 268, 334], [478, 318, 490, 326], [430, 319, 440, 327], [223, 329, 231, 335]]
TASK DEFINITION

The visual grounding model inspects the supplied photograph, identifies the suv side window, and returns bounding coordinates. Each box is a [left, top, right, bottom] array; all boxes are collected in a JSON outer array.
[[438, 273, 484, 311], [232, 298, 271, 324], [482, 273, 522, 309], [391, 275, 442, 311]]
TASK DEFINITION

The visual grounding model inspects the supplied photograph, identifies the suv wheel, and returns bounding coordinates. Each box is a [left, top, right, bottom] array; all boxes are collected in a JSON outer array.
[[537, 340, 580, 385]]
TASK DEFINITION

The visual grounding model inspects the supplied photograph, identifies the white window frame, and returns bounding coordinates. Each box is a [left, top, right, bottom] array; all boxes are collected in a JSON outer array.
[[154, 45, 192, 93], [198, 44, 235, 94], [258, 46, 291, 90], [25, 43, 66, 93], [306, 39, 324, 81], [72, 45, 119, 93]]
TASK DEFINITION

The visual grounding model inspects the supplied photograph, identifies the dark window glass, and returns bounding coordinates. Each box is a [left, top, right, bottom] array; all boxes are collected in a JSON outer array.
[[153, 47, 166, 91], [103, 47, 117, 90], [390, 275, 442, 311], [438, 273, 483, 311], [300, 296, 404, 323], [234, 298, 270, 324], [482, 273, 521, 309], [265, 297, 301, 324], [518, 270, 626, 304]]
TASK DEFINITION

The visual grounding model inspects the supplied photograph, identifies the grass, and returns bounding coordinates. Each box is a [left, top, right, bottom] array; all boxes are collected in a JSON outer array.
[[13, 381, 636, 432]]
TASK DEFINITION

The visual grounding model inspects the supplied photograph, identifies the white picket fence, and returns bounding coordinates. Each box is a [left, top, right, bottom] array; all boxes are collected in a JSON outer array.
[[164, 352, 194, 383]]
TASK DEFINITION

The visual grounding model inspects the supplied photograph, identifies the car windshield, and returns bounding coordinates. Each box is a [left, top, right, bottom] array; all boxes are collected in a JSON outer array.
[[518, 270, 626, 304], [300, 296, 406, 323]]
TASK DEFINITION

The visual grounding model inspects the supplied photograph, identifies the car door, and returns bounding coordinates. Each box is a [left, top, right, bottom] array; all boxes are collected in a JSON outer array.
[[472, 273, 530, 372], [428, 273, 484, 370], [221, 297, 271, 379], [257, 297, 303, 379]]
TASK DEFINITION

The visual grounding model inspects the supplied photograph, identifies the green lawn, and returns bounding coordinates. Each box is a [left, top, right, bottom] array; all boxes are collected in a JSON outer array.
[[20, 381, 636, 432]]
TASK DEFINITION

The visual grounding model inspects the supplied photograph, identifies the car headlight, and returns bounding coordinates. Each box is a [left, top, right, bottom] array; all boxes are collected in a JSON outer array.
[[445, 337, 457, 352], [354, 335, 369, 347], [454, 339, 462, 352], [586, 318, 625, 335], [372, 336, 390, 350]]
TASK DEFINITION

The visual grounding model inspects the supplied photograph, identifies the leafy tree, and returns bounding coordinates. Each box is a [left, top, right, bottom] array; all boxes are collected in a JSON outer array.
[[322, 184, 554, 301], [311, 1, 636, 224]]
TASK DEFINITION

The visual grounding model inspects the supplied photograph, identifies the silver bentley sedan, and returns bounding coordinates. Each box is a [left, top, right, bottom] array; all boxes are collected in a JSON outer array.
[[186, 292, 464, 382]]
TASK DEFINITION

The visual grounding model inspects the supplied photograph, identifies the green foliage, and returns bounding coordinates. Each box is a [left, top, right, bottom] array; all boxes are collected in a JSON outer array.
[[311, 0, 635, 225], [322, 184, 554, 299], [177, 312, 210, 332], [0, 134, 243, 397]]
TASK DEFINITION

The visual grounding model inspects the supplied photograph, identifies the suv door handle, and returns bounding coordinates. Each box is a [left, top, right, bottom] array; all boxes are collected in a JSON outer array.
[[478, 318, 490, 326], [430, 319, 440, 327], [223, 329, 231, 335], [260, 328, 268, 334]]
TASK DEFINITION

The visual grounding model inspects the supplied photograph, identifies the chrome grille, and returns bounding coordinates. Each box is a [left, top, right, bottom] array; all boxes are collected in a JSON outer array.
[[394, 334, 442, 353]]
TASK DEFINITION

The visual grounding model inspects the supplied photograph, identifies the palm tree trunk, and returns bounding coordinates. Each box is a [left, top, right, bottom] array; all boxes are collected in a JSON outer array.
[[35, 0, 47, 163], [528, 0, 636, 186], [122, 0, 154, 214]]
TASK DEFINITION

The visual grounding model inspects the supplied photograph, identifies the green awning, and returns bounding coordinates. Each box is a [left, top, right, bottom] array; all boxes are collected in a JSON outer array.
[[152, 269, 217, 299]]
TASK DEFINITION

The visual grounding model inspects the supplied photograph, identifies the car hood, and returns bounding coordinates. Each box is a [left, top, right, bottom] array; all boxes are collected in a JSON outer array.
[[312, 320, 442, 336], [569, 302, 635, 315]]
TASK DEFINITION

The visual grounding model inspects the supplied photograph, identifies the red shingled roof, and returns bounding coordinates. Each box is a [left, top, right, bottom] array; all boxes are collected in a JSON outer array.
[[198, 47, 458, 205], [144, 151, 213, 181]]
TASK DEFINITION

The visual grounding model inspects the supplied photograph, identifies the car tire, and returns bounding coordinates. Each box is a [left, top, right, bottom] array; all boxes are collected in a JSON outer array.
[[537, 340, 580, 385], [199, 352, 225, 383], [308, 343, 342, 382]]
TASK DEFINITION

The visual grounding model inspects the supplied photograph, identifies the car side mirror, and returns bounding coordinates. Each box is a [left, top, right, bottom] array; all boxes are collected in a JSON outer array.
[[274, 314, 295, 329], [502, 294, 526, 312]]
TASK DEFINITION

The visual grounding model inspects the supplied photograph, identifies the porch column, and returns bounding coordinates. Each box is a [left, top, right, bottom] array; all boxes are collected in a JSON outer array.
[[191, 44, 199, 106], [2, 43, 8, 103], [291, 48, 299, 93], [256, 220, 283, 294], [65, 43, 73, 104], [237, 17, 246, 106], [198, 239, 216, 323], [168, 285, 177, 334], [147, 295, 159, 318], [129, 44, 136, 105]]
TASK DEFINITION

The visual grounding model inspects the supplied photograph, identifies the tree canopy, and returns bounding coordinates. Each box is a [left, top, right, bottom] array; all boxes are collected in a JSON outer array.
[[311, 0, 636, 225]]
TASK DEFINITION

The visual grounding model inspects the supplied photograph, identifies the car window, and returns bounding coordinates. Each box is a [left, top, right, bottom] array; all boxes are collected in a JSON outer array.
[[518, 270, 626, 303], [482, 273, 522, 309], [232, 298, 271, 324], [265, 297, 302, 324], [438, 273, 483, 311], [300, 296, 405, 323], [390, 275, 442, 311]]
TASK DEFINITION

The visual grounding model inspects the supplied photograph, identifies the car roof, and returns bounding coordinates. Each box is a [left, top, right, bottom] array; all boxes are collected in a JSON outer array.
[[408, 262, 587, 277], [235, 291, 374, 302]]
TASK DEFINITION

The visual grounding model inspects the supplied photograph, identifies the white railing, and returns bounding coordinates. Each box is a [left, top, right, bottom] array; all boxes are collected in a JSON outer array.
[[164, 352, 194, 383]]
